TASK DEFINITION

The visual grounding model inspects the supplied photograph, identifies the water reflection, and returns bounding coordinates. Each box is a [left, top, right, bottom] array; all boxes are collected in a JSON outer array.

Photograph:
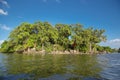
[[1, 54, 103, 80]]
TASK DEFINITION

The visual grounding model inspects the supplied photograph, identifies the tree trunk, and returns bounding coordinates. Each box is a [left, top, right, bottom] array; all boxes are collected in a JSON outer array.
[[27, 47, 30, 52], [33, 42, 37, 52], [89, 43, 92, 54], [42, 43, 44, 51], [34, 42, 36, 48]]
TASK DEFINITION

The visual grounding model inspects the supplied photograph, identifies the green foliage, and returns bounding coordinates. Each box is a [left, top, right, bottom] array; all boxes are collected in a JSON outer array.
[[0, 40, 14, 53], [118, 48, 120, 53], [97, 45, 114, 53], [0, 21, 110, 54]]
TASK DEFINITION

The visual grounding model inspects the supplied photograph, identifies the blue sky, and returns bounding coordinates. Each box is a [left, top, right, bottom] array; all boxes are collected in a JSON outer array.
[[0, 0, 120, 48]]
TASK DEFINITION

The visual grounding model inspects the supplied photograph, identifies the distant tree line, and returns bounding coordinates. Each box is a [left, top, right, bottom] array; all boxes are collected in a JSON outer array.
[[118, 48, 120, 53], [0, 21, 114, 54]]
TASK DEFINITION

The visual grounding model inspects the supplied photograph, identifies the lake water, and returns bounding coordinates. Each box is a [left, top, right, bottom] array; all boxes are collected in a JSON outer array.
[[0, 53, 120, 80]]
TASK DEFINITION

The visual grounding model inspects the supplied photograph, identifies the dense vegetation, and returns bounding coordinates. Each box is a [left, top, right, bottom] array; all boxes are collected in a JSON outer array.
[[118, 48, 120, 53], [0, 21, 114, 54]]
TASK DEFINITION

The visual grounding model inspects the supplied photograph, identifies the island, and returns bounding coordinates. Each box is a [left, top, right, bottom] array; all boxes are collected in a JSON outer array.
[[0, 21, 115, 54]]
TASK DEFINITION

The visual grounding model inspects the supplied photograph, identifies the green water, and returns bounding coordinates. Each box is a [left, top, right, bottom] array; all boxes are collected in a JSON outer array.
[[0, 53, 120, 80]]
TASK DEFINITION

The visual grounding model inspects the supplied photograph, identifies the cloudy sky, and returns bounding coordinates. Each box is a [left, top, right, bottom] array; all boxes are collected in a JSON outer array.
[[0, 0, 120, 48]]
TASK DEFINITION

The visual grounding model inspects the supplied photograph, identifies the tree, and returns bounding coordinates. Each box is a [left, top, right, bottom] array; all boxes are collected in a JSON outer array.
[[0, 40, 14, 53], [97, 46, 114, 53], [88, 28, 106, 53], [0, 21, 108, 54], [55, 24, 71, 51], [70, 24, 83, 51]]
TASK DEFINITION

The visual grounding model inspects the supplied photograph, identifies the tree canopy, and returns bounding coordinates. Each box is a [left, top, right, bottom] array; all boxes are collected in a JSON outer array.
[[0, 21, 114, 54]]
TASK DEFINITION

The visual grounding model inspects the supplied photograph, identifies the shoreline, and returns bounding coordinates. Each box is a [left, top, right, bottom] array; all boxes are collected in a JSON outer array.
[[18, 50, 109, 55]]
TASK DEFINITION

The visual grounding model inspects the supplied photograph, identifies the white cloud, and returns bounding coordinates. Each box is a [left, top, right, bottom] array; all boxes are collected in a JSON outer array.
[[100, 39, 120, 49], [0, 0, 9, 7], [0, 40, 4, 45], [109, 39, 120, 44], [0, 9, 8, 15], [0, 0, 9, 16], [0, 24, 10, 31]]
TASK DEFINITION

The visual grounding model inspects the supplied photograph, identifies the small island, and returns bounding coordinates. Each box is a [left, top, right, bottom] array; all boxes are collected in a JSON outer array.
[[0, 0, 120, 80], [0, 21, 115, 54]]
